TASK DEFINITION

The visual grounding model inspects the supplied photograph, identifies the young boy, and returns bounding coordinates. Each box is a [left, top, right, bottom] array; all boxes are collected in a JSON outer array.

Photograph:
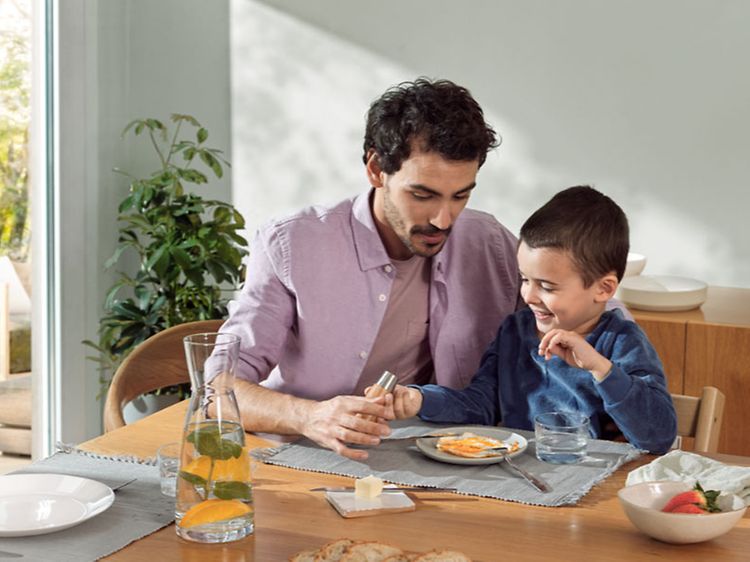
[[389, 186, 677, 453]]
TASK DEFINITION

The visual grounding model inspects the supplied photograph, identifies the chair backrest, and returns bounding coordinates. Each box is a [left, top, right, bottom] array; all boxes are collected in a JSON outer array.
[[671, 386, 725, 453], [103, 319, 224, 432]]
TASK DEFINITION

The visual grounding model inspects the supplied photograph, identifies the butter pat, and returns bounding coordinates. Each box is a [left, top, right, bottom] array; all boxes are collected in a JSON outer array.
[[354, 475, 384, 499]]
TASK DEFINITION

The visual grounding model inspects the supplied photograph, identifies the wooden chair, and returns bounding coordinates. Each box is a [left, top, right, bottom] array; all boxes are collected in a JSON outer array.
[[103, 319, 224, 432], [671, 386, 726, 453]]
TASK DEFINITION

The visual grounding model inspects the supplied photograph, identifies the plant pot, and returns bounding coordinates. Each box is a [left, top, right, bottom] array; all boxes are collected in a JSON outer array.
[[122, 393, 181, 425]]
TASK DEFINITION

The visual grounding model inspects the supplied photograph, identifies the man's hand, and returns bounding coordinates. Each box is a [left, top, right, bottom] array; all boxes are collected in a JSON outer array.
[[299, 395, 394, 461], [538, 329, 612, 382]]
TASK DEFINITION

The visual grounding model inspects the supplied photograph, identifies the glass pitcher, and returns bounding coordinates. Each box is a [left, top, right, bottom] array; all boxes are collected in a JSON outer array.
[[175, 332, 253, 543]]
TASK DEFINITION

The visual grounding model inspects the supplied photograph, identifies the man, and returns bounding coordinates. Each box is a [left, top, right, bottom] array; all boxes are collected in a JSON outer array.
[[220, 78, 520, 459]]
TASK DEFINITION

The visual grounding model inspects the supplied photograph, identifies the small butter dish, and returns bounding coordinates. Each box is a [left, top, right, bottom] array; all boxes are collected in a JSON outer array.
[[325, 486, 415, 518]]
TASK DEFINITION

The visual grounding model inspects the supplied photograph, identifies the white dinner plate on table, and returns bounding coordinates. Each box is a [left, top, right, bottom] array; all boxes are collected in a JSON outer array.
[[0, 474, 114, 537], [415, 426, 528, 465]]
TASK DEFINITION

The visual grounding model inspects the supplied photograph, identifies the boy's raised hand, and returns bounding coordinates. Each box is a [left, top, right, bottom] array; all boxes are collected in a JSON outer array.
[[538, 329, 613, 382]]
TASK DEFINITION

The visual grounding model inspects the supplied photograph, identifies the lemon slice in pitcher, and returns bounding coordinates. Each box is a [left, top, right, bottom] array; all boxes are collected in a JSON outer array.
[[181, 448, 251, 482], [178, 499, 252, 528]]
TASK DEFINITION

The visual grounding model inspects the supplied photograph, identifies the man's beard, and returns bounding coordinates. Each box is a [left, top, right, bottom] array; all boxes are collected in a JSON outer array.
[[406, 224, 452, 257], [385, 207, 451, 257], [382, 188, 451, 257]]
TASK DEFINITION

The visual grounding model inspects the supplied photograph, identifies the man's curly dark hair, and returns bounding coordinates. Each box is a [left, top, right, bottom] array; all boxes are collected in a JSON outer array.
[[362, 78, 500, 174]]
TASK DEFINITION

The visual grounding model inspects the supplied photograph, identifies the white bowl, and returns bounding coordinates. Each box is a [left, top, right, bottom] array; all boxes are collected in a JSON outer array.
[[618, 481, 746, 544], [624, 253, 647, 277], [618, 275, 707, 312]]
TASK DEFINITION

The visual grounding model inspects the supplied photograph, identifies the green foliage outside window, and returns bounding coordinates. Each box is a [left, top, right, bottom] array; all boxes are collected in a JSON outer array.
[[0, 14, 31, 261]]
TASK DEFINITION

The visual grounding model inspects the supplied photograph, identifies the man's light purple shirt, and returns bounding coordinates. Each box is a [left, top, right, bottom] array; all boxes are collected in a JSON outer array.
[[219, 191, 521, 400]]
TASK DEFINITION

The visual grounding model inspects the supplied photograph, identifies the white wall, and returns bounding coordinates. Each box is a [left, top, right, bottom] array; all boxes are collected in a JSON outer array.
[[55, 0, 231, 444], [230, 0, 750, 288]]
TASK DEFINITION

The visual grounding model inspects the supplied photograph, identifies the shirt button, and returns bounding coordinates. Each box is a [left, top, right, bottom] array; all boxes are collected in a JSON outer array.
[[378, 294, 387, 302], [359, 351, 368, 359], [384, 265, 393, 273]]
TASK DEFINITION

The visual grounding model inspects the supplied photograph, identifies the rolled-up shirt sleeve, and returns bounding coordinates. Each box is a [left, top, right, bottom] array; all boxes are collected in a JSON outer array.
[[219, 227, 296, 383]]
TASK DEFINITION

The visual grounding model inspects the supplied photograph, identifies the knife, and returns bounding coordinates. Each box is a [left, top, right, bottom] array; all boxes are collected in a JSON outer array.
[[501, 454, 551, 493], [310, 485, 457, 493]]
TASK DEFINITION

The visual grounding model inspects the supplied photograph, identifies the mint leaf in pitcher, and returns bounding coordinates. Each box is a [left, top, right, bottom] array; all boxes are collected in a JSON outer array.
[[214, 481, 252, 501]]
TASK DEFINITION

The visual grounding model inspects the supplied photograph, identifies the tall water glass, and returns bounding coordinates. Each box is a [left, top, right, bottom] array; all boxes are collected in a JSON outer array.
[[176, 333, 253, 543]]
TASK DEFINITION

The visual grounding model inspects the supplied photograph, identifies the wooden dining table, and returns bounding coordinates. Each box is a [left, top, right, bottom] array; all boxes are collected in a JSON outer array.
[[82, 402, 749, 561]]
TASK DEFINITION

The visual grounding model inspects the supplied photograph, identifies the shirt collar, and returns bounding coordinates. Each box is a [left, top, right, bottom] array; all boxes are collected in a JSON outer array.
[[351, 190, 392, 271], [350, 189, 450, 278]]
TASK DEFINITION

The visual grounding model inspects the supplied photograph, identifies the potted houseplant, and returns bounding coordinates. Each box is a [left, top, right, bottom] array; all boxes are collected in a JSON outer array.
[[85, 114, 248, 412]]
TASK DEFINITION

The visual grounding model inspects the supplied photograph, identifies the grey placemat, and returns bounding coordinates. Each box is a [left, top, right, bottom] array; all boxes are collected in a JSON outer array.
[[0, 448, 175, 561], [256, 419, 643, 507]]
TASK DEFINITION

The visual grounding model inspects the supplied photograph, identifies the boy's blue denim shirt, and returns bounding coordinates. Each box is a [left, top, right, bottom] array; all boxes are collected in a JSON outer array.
[[417, 308, 678, 454]]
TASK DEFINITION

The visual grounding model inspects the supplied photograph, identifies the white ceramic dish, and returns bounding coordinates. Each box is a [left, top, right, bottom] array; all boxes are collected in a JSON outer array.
[[624, 253, 647, 277], [618, 275, 708, 312], [618, 481, 746, 544], [415, 426, 527, 465], [0, 473, 114, 537]]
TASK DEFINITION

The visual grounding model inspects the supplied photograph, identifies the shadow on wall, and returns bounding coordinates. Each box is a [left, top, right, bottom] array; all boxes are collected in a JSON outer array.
[[231, 0, 749, 287], [230, 2, 559, 241]]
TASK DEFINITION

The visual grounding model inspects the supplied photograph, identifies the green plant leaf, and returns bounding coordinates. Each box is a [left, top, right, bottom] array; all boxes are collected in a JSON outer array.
[[133, 285, 153, 310], [197, 127, 208, 143], [104, 245, 128, 269], [206, 259, 225, 284], [232, 210, 245, 228], [213, 481, 252, 501], [121, 119, 142, 137], [179, 470, 207, 489], [144, 244, 168, 273], [169, 246, 193, 271], [199, 150, 223, 178], [104, 278, 131, 308], [213, 207, 230, 223], [118, 195, 134, 213], [171, 113, 200, 127], [111, 300, 143, 320], [145, 118, 165, 131]]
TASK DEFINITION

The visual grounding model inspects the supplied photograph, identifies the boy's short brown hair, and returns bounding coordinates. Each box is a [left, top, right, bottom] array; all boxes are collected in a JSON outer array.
[[519, 185, 629, 286]]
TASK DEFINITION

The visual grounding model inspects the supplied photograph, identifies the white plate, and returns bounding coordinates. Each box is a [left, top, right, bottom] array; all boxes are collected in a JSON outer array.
[[618, 275, 708, 312], [0, 474, 114, 537], [415, 426, 528, 465]]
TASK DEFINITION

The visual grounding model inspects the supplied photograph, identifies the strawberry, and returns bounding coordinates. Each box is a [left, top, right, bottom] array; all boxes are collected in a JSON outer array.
[[661, 482, 721, 513], [669, 503, 709, 514]]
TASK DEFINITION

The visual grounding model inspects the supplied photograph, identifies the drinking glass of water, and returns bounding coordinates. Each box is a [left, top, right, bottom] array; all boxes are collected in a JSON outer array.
[[157, 441, 180, 496], [534, 411, 589, 464]]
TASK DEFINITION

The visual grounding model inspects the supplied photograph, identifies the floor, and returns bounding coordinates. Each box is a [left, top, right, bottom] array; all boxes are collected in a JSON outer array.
[[0, 452, 31, 474]]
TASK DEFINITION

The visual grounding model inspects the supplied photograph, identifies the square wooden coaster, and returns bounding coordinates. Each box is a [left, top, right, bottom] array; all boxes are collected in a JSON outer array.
[[325, 490, 416, 518]]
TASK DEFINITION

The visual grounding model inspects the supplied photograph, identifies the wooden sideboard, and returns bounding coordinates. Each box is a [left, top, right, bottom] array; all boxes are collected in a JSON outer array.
[[630, 286, 750, 456]]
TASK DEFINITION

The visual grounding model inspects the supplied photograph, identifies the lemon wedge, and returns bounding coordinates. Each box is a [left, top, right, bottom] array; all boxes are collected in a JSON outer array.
[[181, 448, 251, 482], [178, 499, 252, 529]]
